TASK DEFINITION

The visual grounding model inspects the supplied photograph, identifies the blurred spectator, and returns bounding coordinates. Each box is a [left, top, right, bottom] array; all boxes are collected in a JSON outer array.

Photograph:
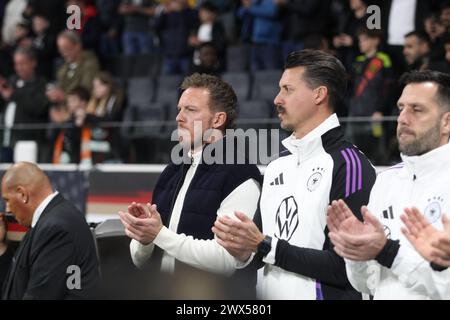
[[379, 0, 434, 77], [238, 0, 282, 71], [77, 71, 125, 163], [66, 0, 102, 56], [12, 21, 31, 49], [24, 0, 66, 34], [424, 12, 447, 62], [441, 1, 450, 32], [46, 31, 100, 106], [403, 31, 431, 71], [96, 0, 123, 58], [1, 0, 27, 46], [188, 42, 223, 75], [347, 27, 393, 164], [119, 0, 157, 55], [277, 0, 331, 59], [429, 33, 450, 73], [424, 12, 446, 43], [30, 13, 57, 81], [0, 47, 50, 163], [189, 1, 226, 68], [50, 86, 91, 164], [155, 0, 198, 74], [333, 0, 369, 71]]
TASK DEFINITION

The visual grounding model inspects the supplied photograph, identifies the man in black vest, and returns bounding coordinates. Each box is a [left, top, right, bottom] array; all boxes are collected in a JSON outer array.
[[119, 73, 262, 298], [0, 162, 100, 299]]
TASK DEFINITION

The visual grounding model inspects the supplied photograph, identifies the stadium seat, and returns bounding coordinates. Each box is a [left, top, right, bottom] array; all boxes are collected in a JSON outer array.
[[226, 44, 250, 72], [250, 70, 282, 103], [127, 76, 155, 108], [154, 75, 183, 104], [221, 72, 251, 102], [237, 100, 272, 130]]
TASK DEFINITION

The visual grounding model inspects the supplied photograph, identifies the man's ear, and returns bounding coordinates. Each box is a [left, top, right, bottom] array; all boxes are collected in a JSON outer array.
[[314, 86, 328, 106], [16, 186, 28, 204], [213, 111, 227, 130], [441, 111, 450, 137]]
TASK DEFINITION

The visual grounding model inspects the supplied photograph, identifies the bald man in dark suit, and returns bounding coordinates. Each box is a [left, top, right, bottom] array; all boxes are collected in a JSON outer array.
[[0, 162, 100, 299]]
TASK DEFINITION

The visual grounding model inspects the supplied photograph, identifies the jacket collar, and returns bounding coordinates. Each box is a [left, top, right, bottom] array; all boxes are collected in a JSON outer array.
[[401, 141, 450, 180], [31, 191, 59, 228], [281, 113, 340, 160]]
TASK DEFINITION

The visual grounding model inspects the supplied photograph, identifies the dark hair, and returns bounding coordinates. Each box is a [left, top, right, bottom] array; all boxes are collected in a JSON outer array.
[[400, 70, 450, 111], [424, 12, 440, 21], [14, 47, 37, 61], [404, 30, 431, 46], [32, 13, 50, 21], [181, 73, 237, 129], [199, 1, 218, 13], [198, 41, 218, 52], [284, 49, 347, 110], [441, 0, 450, 11], [356, 25, 383, 39], [68, 86, 90, 102], [95, 71, 118, 93], [94, 71, 124, 103]]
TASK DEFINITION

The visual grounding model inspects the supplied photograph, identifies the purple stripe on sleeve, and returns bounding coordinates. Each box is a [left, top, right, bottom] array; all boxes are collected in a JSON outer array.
[[340, 150, 351, 197], [350, 148, 362, 191], [346, 148, 357, 194], [316, 282, 324, 300]]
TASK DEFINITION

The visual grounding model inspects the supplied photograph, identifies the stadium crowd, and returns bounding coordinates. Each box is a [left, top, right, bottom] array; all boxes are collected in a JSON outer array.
[[0, 0, 449, 165]]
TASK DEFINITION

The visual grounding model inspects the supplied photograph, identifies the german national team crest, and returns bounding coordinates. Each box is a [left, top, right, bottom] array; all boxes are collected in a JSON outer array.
[[424, 196, 444, 224], [275, 196, 299, 241], [307, 167, 324, 192]]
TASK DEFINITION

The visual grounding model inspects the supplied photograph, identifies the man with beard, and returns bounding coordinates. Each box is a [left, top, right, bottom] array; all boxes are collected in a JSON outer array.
[[118, 73, 262, 298], [212, 50, 376, 299], [327, 70, 450, 299]]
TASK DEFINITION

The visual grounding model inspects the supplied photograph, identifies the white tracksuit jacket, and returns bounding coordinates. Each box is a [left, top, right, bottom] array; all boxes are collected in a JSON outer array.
[[254, 114, 376, 299], [346, 142, 450, 299]]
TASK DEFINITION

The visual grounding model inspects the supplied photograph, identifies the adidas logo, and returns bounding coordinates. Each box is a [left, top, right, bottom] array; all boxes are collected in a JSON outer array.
[[270, 173, 284, 186], [382, 206, 394, 219]]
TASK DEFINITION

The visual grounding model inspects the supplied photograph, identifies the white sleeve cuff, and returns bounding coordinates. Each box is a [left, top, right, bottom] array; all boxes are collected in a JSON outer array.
[[129, 239, 155, 269], [391, 245, 422, 274], [391, 244, 426, 285], [262, 237, 278, 265], [153, 226, 172, 249], [235, 252, 255, 269]]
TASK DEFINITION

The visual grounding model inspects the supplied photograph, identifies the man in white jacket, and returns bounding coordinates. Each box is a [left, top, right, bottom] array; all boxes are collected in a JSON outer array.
[[327, 70, 450, 299], [213, 50, 376, 300]]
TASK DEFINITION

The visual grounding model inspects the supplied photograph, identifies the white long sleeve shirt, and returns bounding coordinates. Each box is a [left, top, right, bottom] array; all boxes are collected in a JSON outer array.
[[130, 150, 261, 275]]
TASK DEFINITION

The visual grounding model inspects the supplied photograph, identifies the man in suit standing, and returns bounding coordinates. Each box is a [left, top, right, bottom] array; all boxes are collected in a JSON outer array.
[[0, 162, 100, 299]]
